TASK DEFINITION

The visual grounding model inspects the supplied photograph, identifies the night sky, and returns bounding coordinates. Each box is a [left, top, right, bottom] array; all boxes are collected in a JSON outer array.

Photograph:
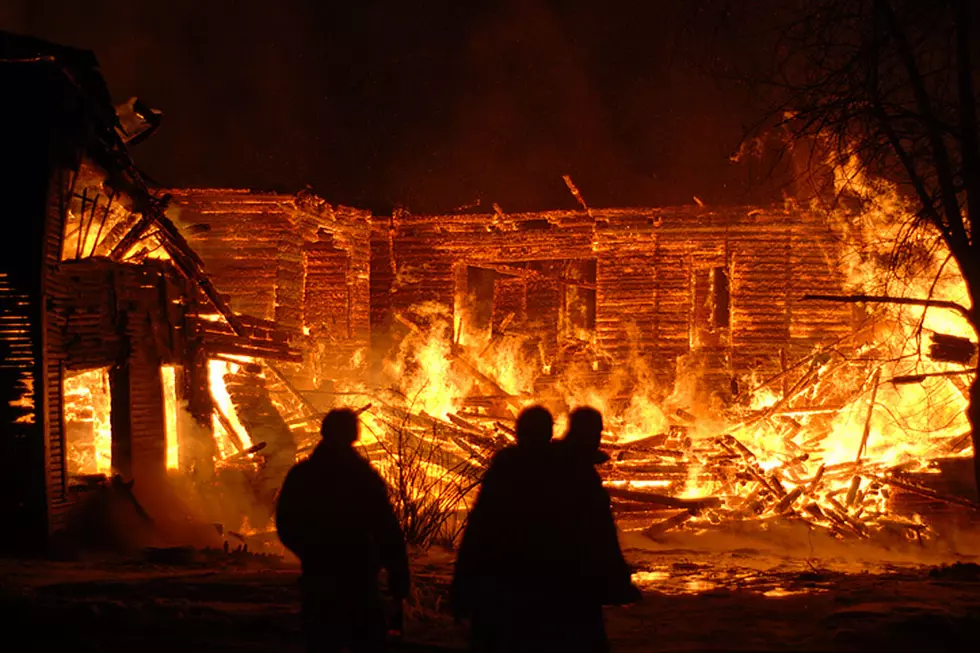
[[0, 0, 783, 214]]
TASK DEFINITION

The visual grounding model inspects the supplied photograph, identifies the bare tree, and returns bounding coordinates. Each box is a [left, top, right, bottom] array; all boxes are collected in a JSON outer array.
[[701, 0, 980, 492]]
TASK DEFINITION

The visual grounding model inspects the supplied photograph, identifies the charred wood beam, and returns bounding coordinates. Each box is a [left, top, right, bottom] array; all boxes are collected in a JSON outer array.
[[641, 510, 693, 539], [222, 441, 267, 462], [855, 368, 882, 464], [947, 431, 974, 454], [604, 486, 720, 512], [213, 405, 244, 452], [108, 212, 154, 261], [801, 294, 973, 322], [75, 188, 90, 260], [879, 475, 980, 511], [88, 191, 117, 258], [888, 369, 976, 384]]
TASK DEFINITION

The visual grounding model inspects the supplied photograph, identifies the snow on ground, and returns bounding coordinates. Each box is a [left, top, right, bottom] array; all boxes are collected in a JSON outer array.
[[2, 526, 980, 652]]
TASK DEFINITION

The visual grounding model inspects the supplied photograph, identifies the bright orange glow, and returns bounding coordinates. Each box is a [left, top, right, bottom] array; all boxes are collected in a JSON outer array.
[[356, 171, 975, 539], [161, 365, 179, 470], [208, 358, 253, 458], [9, 375, 35, 424], [63, 367, 112, 475]]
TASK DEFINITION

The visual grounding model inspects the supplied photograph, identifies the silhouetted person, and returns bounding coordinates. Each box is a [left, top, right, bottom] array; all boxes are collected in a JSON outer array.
[[452, 405, 563, 652], [276, 409, 409, 653], [555, 407, 642, 651]]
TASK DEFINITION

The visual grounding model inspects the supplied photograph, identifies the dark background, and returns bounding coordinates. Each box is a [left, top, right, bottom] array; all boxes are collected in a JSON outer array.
[[0, 0, 783, 214]]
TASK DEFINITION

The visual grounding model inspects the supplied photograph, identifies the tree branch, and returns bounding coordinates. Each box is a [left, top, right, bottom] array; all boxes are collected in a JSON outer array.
[[952, 0, 980, 252], [876, 0, 970, 252], [801, 293, 973, 323]]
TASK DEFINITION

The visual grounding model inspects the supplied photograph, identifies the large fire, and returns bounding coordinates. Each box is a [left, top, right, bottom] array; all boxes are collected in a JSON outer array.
[[208, 358, 254, 459], [324, 176, 976, 545], [54, 171, 976, 548], [64, 367, 112, 476], [161, 365, 180, 470]]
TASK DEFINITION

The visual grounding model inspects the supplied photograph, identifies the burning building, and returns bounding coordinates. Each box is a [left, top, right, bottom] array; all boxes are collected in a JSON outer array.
[[371, 203, 853, 406], [173, 185, 977, 546], [2, 31, 976, 557], [0, 33, 299, 554]]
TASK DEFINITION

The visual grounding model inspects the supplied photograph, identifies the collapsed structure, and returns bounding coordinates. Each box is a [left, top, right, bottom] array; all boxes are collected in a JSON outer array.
[[172, 189, 977, 547], [2, 32, 976, 555], [0, 33, 298, 553]]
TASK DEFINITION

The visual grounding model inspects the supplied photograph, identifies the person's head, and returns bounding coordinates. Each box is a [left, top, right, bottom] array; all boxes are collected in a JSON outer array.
[[566, 406, 607, 462], [320, 408, 359, 447], [515, 405, 554, 449]]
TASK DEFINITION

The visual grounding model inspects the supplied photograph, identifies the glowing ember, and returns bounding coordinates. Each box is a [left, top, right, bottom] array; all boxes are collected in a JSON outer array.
[[8, 375, 35, 424], [355, 176, 975, 543], [161, 365, 179, 470], [208, 358, 254, 458], [63, 367, 112, 475]]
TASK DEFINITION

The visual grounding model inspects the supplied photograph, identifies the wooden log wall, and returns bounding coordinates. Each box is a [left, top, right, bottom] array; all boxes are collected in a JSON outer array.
[[57, 259, 190, 370], [168, 189, 372, 386], [42, 168, 70, 534], [371, 206, 853, 398], [55, 257, 209, 486]]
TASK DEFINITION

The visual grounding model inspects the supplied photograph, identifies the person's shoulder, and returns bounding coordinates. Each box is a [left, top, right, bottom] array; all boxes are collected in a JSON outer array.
[[485, 445, 522, 473], [348, 450, 389, 488], [282, 456, 312, 480], [491, 444, 519, 461]]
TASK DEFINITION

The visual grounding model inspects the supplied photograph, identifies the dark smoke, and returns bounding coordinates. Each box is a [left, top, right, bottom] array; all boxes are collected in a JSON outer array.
[[0, 0, 783, 213]]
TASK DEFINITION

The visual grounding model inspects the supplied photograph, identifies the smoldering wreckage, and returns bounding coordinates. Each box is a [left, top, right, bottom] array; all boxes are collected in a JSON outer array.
[[1, 33, 978, 569]]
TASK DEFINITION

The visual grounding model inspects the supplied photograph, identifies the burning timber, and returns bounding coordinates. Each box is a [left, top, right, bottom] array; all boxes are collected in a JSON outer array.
[[0, 34, 303, 553], [167, 187, 979, 549], [2, 32, 977, 556]]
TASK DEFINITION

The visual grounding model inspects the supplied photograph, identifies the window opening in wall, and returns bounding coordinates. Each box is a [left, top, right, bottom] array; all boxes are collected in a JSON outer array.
[[161, 365, 179, 470], [63, 366, 112, 476], [457, 259, 597, 356], [456, 259, 597, 369], [561, 259, 597, 341], [711, 266, 731, 328]]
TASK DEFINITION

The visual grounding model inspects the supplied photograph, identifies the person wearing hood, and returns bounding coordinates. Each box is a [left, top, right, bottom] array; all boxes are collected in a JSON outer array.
[[554, 406, 642, 652], [276, 408, 409, 653], [452, 405, 564, 652]]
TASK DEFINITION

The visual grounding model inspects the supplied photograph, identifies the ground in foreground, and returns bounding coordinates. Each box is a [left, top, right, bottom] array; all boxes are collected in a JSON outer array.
[[2, 528, 980, 652]]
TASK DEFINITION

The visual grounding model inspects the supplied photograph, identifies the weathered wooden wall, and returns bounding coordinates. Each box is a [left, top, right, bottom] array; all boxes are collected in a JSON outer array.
[[371, 206, 853, 400], [169, 189, 372, 386], [57, 260, 190, 484]]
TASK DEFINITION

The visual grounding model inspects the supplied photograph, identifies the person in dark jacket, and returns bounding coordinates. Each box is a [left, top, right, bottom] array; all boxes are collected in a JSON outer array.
[[453, 405, 640, 653], [554, 407, 642, 651], [276, 408, 409, 653], [451, 405, 562, 652]]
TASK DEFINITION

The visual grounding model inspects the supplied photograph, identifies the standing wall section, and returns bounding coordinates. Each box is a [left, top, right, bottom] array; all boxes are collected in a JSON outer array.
[[371, 205, 853, 401]]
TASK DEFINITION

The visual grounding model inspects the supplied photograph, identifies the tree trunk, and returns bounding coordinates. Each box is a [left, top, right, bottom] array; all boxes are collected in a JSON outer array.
[[970, 370, 980, 502], [966, 272, 980, 502]]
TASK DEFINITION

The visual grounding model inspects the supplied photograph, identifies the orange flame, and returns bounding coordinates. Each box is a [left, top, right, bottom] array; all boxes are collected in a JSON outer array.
[[208, 358, 254, 457], [161, 365, 180, 470], [64, 367, 112, 475]]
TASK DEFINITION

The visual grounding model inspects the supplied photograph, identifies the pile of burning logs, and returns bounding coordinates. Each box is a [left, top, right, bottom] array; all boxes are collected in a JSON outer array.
[[343, 329, 977, 545], [222, 304, 978, 547]]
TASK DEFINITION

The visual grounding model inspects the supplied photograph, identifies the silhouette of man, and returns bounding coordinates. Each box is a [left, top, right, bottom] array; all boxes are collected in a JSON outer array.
[[452, 405, 562, 652], [276, 408, 409, 653], [554, 407, 642, 651]]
